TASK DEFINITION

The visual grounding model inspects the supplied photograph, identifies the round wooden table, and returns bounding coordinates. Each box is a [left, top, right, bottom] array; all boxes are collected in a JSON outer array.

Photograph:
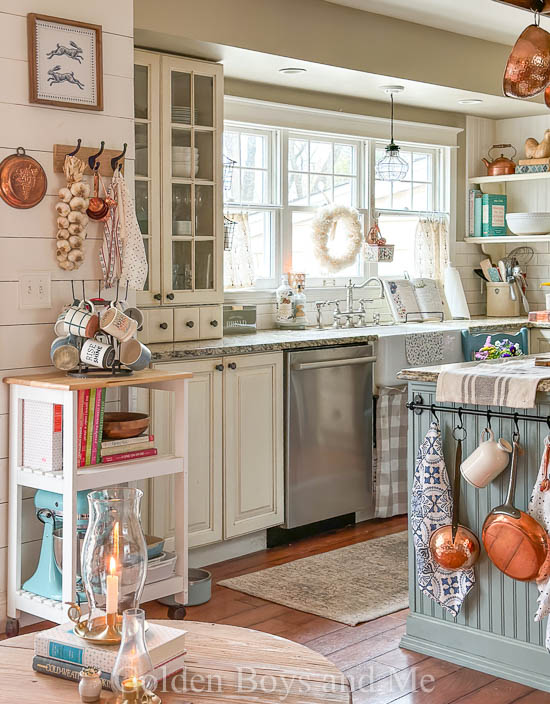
[[0, 620, 351, 703]]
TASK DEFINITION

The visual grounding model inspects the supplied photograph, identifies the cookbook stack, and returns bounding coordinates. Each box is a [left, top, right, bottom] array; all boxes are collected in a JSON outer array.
[[101, 432, 157, 464], [33, 621, 187, 691]]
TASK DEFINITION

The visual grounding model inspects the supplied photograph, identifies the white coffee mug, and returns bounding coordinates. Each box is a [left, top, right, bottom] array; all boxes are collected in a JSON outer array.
[[461, 428, 512, 488], [81, 338, 116, 369], [100, 304, 138, 342], [64, 300, 99, 338]]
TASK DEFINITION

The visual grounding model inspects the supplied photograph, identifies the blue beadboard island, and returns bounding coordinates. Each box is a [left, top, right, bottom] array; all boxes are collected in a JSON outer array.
[[398, 362, 550, 693]]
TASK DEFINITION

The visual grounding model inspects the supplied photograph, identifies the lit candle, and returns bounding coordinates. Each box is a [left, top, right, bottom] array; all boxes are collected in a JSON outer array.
[[121, 676, 144, 702], [106, 556, 118, 614]]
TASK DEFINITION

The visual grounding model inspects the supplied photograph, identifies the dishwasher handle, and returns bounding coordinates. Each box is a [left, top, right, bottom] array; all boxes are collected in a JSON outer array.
[[292, 355, 376, 371]]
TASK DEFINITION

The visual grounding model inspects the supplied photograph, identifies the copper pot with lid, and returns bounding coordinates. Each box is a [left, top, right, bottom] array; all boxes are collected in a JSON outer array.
[[481, 144, 517, 176], [429, 420, 481, 571]]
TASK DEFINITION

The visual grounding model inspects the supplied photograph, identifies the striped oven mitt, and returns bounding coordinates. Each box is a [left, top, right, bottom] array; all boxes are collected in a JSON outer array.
[[410, 421, 475, 617]]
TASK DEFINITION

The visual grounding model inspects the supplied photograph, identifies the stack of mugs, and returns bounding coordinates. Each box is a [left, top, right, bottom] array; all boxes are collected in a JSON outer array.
[[172, 146, 199, 178], [51, 299, 152, 373]]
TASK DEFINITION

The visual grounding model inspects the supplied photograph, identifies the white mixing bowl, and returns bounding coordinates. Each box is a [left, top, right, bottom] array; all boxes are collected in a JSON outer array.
[[506, 212, 550, 235]]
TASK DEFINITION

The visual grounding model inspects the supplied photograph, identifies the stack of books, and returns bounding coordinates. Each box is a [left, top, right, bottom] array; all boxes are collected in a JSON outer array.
[[33, 621, 187, 691], [77, 389, 106, 467], [101, 434, 157, 463]]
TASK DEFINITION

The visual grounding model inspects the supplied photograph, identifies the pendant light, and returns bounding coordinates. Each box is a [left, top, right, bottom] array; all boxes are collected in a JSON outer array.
[[376, 86, 409, 182]]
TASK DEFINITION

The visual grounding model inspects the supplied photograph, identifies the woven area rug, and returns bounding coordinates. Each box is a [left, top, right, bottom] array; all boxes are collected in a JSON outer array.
[[218, 531, 409, 626]]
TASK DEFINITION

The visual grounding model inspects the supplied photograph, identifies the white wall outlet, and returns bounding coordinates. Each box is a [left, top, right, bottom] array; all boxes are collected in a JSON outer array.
[[19, 272, 51, 309]]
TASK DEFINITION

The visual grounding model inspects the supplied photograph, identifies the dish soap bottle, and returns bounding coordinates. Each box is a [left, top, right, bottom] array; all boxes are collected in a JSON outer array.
[[293, 284, 307, 329], [276, 275, 295, 328]]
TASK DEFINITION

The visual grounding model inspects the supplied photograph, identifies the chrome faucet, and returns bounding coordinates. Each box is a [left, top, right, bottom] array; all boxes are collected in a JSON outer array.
[[345, 277, 385, 311]]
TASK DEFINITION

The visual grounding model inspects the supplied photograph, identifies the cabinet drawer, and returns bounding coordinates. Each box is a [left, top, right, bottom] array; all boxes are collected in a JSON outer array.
[[141, 309, 174, 343], [174, 307, 200, 341], [200, 305, 223, 339]]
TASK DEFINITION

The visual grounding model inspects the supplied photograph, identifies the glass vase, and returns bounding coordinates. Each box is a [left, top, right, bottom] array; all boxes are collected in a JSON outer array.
[[74, 487, 147, 643], [111, 608, 157, 697]]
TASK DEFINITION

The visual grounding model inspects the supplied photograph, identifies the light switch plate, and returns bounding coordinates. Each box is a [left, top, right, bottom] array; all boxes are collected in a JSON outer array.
[[19, 271, 51, 309]]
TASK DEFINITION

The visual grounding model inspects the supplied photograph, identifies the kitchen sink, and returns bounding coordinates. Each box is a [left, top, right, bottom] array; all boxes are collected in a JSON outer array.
[[373, 325, 464, 388]]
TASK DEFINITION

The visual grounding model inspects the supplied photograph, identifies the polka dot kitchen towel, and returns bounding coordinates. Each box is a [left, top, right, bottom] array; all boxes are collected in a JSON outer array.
[[410, 421, 475, 617], [528, 436, 550, 649]]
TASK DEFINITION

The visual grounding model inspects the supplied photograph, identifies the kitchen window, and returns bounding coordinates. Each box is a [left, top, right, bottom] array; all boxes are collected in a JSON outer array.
[[223, 122, 447, 290]]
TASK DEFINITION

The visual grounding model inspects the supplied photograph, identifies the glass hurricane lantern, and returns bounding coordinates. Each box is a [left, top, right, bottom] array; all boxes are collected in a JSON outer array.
[[68, 487, 148, 644]]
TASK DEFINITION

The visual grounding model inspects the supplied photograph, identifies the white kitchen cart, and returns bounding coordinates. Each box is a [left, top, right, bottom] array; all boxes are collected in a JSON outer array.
[[3, 369, 191, 637]]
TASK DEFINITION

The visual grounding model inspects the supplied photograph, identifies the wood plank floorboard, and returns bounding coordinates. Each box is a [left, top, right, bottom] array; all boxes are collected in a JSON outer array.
[[6, 515, 543, 702]]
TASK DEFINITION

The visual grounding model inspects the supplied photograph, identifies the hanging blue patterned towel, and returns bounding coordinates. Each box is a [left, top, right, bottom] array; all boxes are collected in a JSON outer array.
[[410, 421, 475, 617]]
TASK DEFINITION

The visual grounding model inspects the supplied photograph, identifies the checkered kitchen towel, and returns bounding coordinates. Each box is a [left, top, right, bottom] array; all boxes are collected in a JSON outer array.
[[410, 421, 475, 617], [375, 386, 408, 518]]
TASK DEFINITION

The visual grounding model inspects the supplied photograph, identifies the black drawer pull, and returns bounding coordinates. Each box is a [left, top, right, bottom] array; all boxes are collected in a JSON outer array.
[[228, 362, 237, 370], [210, 319, 219, 327], [166, 292, 175, 300], [153, 293, 162, 301], [215, 364, 224, 371], [159, 322, 168, 330], [186, 320, 195, 328]]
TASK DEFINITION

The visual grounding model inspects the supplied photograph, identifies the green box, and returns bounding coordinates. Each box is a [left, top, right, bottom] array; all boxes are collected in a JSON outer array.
[[482, 193, 507, 237]]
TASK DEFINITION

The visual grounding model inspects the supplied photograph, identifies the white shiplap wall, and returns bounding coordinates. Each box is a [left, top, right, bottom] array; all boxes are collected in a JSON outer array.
[[0, 0, 135, 631]]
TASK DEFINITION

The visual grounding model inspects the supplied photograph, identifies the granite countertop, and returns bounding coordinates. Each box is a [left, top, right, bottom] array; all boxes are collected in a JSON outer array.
[[149, 316, 543, 362], [398, 354, 550, 393]]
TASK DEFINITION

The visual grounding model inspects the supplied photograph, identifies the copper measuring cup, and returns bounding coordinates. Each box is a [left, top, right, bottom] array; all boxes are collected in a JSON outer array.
[[429, 414, 481, 571], [504, 17, 550, 98], [482, 430, 548, 582]]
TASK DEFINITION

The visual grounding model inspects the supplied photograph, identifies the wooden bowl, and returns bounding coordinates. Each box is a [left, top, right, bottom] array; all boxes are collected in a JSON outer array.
[[102, 412, 150, 439]]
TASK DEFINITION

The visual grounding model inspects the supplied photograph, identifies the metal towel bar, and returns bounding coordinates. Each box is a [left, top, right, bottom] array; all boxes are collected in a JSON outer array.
[[408, 394, 550, 425]]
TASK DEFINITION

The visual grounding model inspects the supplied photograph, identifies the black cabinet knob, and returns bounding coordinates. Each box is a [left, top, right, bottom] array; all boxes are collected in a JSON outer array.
[[210, 319, 219, 327], [166, 292, 175, 300], [186, 320, 195, 328], [215, 364, 224, 371], [159, 322, 168, 330], [153, 293, 162, 301], [228, 362, 237, 370]]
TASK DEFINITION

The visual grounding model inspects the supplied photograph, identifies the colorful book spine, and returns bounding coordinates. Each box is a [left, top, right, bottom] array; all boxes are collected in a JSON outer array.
[[85, 388, 96, 466], [77, 391, 83, 468], [482, 193, 507, 237], [102, 448, 158, 464], [90, 389, 102, 465], [96, 388, 106, 463], [79, 389, 90, 468], [102, 434, 154, 449]]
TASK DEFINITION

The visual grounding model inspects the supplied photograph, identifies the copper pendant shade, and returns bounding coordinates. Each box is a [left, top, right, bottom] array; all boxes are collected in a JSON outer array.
[[504, 23, 550, 98]]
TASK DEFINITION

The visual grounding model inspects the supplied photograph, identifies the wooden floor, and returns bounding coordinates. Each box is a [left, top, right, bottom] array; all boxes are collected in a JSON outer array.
[[9, 515, 547, 703]]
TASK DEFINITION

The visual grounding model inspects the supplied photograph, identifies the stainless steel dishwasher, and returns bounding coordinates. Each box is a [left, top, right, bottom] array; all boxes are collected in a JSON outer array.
[[284, 344, 375, 529]]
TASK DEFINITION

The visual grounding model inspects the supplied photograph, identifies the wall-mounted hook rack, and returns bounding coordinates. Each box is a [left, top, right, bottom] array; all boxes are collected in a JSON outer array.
[[53, 143, 126, 176], [111, 143, 127, 172], [88, 141, 105, 171], [67, 139, 82, 157]]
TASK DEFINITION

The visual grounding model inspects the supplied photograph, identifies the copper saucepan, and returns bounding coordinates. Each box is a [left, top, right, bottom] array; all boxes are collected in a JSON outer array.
[[430, 421, 481, 571], [504, 22, 550, 98], [483, 433, 548, 582]]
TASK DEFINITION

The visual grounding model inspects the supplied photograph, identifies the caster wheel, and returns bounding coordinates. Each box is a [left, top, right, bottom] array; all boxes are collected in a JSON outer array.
[[6, 618, 19, 638], [167, 605, 186, 620]]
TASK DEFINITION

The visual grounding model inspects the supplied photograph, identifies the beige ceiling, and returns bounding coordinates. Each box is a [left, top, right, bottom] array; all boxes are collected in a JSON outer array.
[[325, 0, 549, 45]]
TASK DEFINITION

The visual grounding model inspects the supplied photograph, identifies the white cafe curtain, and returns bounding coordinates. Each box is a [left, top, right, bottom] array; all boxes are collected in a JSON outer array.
[[414, 216, 449, 282], [224, 212, 256, 290]]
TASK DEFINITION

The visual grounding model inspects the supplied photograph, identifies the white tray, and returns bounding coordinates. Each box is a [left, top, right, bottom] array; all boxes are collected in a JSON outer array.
[[145, 551, 177, 585]]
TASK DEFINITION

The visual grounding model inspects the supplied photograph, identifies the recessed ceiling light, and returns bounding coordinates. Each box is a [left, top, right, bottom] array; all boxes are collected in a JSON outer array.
[[458, 99, 483, 105], [279, 67, 307, 75]]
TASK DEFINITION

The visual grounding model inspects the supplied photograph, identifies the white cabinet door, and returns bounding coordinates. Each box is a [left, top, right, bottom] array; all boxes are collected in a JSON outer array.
[[531, 329, 550, 354], [223, 352, 284, 538], [151, 359, 223, 548]]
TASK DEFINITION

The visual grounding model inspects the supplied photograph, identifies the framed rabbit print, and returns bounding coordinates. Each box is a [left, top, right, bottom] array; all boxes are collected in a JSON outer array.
[[27, 14, 103, 111]]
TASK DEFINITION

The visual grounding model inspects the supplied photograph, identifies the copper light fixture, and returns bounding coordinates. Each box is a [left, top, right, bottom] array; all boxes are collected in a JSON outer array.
[[376, 86, 409, 182]]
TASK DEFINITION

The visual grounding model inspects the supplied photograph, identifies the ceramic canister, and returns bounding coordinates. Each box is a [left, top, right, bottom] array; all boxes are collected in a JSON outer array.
[[461, 428, 512, 488]]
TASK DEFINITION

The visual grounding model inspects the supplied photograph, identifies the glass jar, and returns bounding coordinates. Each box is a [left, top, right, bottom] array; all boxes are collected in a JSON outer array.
[[292, 284, 307, 330], [111, 608, 157, 697], [275, 275, 295, 328], [76, 487, 147, 643]]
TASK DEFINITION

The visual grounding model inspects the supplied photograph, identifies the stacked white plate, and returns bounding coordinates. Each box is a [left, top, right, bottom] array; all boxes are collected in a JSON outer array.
[[172, 106, 199, 124], [172, 146, 199, 177]]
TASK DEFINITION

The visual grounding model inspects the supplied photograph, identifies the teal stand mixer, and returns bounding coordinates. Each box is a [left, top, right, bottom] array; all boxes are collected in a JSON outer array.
[[23, 489, 91, 603]]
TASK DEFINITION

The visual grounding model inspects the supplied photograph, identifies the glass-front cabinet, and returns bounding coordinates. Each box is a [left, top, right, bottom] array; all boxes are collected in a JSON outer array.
[[134, 51, 223, 306]]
